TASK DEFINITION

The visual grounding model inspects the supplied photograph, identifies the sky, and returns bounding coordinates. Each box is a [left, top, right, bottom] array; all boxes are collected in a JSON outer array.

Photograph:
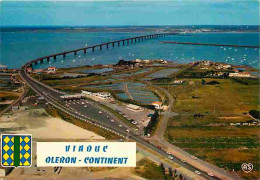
[[1, 0, 259, 26]]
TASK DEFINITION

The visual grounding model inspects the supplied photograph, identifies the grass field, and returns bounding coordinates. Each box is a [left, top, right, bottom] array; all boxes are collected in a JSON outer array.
[[0, 91, 19, 100], [161, 78, 259, 116], [133, 158, 177, 180], [163, 76, 259, 179], [165, 115, 260, 179]]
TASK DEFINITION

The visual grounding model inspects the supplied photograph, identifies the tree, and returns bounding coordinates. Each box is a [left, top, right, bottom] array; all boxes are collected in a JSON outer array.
[[201, 79, 206, 85], [179, 173, 183, 180], [144, 111, 159, 135], [160, 162, 165, 172], [169, 167, 173, 177], [174, 169, 177, 177]]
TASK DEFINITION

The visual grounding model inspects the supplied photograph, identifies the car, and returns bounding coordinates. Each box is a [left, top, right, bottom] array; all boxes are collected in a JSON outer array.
[[111, 119, 114, 122], [167, 151, 171, 155], [168, 155, 173, 160], [195, 171, 201, 175], [98, 111, 102, 114], [181, 159, 186, 163], [119, 124, 122, 127], [81, 102, 85, 105], [132, 121, 137, 125], [84, 105, 87, 107], [208, 173, 214, 177], [191, 155, 197, 160], [126, 129, 130, 132]]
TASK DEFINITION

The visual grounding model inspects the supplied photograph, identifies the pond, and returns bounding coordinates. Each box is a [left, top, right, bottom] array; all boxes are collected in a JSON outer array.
[[147, 68, 179, 78], [78, 68, 114, 74]]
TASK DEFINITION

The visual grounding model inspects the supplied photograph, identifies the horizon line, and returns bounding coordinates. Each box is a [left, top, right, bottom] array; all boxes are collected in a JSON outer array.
[[1, 25, 260, 27]]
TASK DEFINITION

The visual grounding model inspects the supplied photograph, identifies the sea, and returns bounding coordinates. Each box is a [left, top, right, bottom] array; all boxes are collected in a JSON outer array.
[[1, 26, 259, 69]]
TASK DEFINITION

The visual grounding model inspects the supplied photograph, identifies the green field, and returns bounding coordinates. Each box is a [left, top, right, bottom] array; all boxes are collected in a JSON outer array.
[[161, 78, 259, 116], [164, 76, 260, 179]]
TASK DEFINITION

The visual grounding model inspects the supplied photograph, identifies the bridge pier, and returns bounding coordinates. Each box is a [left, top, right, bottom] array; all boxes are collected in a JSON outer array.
[[24, 33, 173, 68]]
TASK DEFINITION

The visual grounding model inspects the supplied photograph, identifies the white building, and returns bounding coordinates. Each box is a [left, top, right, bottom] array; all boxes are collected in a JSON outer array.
[[96, 92, 112, 99], [223, 64, 231, 69], [126, 104, 143, 111], [47, 67, 57, 72], [229, 72, 250, 78], [174, 80, 185, 84], [151, 101, 163, 109], [81, 90, 93, 95]]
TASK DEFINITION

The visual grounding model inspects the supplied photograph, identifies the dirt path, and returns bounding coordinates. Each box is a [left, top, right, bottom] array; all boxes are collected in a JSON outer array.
[[124, 83, 133, 100]]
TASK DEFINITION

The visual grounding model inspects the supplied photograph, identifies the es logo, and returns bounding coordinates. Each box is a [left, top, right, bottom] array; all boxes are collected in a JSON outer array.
[[241, 163, 253, 173]]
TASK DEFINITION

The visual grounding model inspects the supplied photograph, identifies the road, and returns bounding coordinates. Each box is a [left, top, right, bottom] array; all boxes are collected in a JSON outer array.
[[0, 80, 28, 117], [19, 63, 225, 180], [150, 84, 240, 180]]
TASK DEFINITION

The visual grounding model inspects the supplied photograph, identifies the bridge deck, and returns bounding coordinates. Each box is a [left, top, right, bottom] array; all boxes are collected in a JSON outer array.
[[161, 41, 259, 48]]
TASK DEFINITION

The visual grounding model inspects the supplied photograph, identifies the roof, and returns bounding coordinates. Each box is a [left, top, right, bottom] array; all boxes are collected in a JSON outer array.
[[126, 104, 141, 109], [152, 101, 162, 105], [48, 67, 56, 69], [240, 72, 250, 75]]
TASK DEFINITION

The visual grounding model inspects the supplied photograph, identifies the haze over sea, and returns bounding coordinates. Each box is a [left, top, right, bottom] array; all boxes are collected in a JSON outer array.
[[1, 26, 259, 69]]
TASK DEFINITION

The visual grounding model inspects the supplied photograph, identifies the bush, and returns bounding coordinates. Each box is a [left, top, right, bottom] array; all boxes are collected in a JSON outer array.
[[144, 111, 159, 135], [249, 110, 260, 120], [206, 81, 220, 85]]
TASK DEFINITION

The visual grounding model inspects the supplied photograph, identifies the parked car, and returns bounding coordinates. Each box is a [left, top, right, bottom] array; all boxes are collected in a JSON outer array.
[[191, 155, 197, 160], [168, 155, 173, 160], [195, 171, 201, 175], [208, 173, 214, 177]]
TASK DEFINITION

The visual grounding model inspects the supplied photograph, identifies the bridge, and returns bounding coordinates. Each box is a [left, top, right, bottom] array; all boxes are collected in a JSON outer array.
[[161, 41, 260, 48], [27, 33, 175, 67]]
